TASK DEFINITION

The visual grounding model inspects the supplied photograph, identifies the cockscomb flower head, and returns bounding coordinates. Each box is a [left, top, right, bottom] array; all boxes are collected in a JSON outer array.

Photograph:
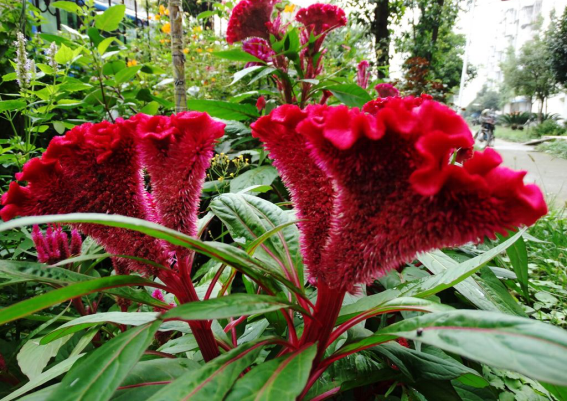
[[251, 105, 336, 276], [357, 60, 370, 89], [256, 98, 547, 291], [242, 37, 276, 67], [0, 118, 170, 276], [135, 112, 225, 250], [32, 224, 82, 265], [296, 3, 347, 37], [226, 0, 279, 44], [375, 83, 399, 98]]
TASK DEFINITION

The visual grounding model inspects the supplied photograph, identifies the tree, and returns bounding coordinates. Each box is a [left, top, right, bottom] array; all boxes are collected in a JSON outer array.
[[501, 37, 558, 122], [342, 0, 405, 78], [466, 84, 501, 116], [547, 7, 567, 86], [395, 0, 468, 101]]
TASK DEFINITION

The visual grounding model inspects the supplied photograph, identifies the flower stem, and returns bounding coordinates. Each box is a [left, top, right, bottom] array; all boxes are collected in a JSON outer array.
[[300, 282, 346, 362]]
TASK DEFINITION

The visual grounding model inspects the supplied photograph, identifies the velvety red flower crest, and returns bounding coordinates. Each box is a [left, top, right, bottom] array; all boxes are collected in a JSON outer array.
[[256, 98, 547, 291], [296, 3, 347, 37], [242, 37, 276, 66], [374, 83, 399, 98], [226, 0, 278, 43]]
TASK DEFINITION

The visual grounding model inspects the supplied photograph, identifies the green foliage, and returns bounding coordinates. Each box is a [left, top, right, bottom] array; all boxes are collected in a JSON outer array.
[[547, 7, 567, 85], [533, 120, 566, 137], [537, 140, 567, 159]]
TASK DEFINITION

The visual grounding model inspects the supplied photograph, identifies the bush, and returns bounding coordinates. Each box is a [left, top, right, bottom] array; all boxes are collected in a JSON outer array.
[[537, 140, 567, 159], [533, 120, 566, 137]]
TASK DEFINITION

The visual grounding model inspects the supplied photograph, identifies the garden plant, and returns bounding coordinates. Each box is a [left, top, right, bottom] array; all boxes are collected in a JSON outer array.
[[0, 0, 566, 400]]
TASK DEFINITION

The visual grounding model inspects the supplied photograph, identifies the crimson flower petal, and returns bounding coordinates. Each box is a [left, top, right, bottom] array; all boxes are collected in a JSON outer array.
[[136, 112, 224, 240], [226, 0, 278, 43], [294, 98, 547, 290], [251, 105, 335, 279], [296, 3, 347, 36], [0, 119, 169, 276]]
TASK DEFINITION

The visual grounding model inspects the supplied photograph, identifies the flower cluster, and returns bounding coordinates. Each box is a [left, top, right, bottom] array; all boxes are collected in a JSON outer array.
[[357, 60, 370, 89], [32, 225, 82, 265], [252, 96, 547, 291], [226, 1, 348, 104], [14, 32, 33, 90], [1, 113, 224, 276]]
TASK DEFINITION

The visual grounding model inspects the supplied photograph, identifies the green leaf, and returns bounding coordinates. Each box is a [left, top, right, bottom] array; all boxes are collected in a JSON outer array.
[[41, 312, 159, 344], [146, 341, 264, 400], [97, 37, 117, 55], [140, 101, 160, 115], [0, 100, 26, 113], [46, 321, 161, 401], [327, 84, 373, 107], [95, 4, 126, 32], [225, 344, 316, 401], [418, 251, 526, 316], [541, 383, 567, 400], [231, 66, 265, 85], [210, 193, 302, 282], [197, 10, 216, 19], [51, 1, 82, 14], [213, 49, 265, 64], [18, 335, 72, 380], [378, 310, 567, 385], [404, 230, 525, 298], [336, 296, 453, 325], [187, 99, 259, 121], [1, 355, 83, 401], [103, 60, 126, 76], [0, 275, 155, 325], [371, 343, 485, 384], [0, 214, 299, 297], [114, 66, 142, 84], [500, 232, 530, 301], [55, 44, 75, 64], [230, 166, 278, 193], [163, 294, 292, 321], [113, 359, 200, 400]]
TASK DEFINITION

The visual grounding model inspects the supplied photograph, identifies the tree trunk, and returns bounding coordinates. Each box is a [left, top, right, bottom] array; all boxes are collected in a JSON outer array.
[[538, 96, 545, 123], [372, 0, 390, 79], [169, 0, 187, 113], [427, 0, 445, 62]]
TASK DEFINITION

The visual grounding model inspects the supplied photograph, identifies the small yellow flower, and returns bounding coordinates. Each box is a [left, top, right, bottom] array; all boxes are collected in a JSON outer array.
[[159, 39, 165, 44], [218, 176, 225, 182], [148, 15, 152, 20], [211, 77, 216, 82], [192, 26, 203, 33], [127, 59, 138, 67], [196, 48, 203, 53], [183, 48, 189, 54], [206, 48, 213, 52], [155, 14, 161, 20], [284, 4, 295, 13], [161, 22, 171, 34], [159, 4, 166, 15]]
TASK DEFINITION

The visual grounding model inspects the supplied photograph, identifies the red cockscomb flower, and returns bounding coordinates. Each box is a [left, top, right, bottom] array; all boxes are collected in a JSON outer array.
[[375, 83, 399, 98], [261, 98, 546, 291], [251, 105, 335, 279], [136, 112, 224, 242], [226, 0, 278, 44], [242, 37, 276, 67], [0, 119, 169, 275], [296, 3, 347, 37], [32, 224, 82, 265], [357, 60, 370, 89]]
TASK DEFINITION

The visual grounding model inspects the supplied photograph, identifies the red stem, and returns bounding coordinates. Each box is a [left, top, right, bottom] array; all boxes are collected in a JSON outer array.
[[300, 282, 346, 362], [204, 264, 227, 300], [118, 380, 171, 390], [224, 315, 248, 333], [309, 386, 341, 401]]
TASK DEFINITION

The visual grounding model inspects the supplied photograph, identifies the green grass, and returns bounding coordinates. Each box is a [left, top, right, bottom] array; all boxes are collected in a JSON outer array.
[[525, 209, 567, 328], [536, 140, 567, 160]]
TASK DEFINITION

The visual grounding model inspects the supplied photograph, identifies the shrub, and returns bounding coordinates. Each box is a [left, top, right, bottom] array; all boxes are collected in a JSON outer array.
[[533, 120, 566, 137]]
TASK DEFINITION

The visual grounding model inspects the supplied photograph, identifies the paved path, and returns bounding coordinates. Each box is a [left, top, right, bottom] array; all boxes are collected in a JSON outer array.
[[488, 139, 567, 208]]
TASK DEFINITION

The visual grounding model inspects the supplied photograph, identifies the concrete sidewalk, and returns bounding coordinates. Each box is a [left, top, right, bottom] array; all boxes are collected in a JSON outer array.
[[490, 139, 567, 208]]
